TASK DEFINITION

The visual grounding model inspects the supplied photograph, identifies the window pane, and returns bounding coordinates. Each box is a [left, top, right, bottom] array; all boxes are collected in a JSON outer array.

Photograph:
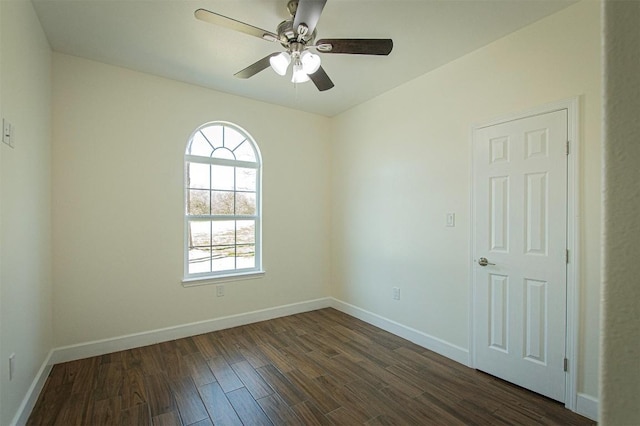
[[189, 221, 211, 247], [236, 193, 256, 215], [188, 190, 210, 215], [188, 132, 213, 157], [201, 126, 224, 149], [212, 246, 236, 272], [224, 127, 246, 151], [212, 148, 235, 160], [236, 220, 255, 244], [236, 168, 256, 191], [188, 162, 210, 189], [211, 191, 234, 215], [234, 141, 256, 162], [188, 248, 211, 274], [237, 244, 255, 269], [212, 221, 235, 245], [212, 165, 234, 190]]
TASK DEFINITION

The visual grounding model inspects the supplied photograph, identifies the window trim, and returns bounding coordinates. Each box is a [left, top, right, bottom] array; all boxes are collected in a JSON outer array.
[[183, 121, 263, 283]]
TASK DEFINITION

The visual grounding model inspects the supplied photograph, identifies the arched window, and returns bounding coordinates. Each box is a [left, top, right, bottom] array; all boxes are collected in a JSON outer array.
[[184, 122, 262, 282]]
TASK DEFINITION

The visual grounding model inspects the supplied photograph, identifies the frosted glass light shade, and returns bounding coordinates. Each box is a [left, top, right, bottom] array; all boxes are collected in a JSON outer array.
[[301, 51, 321, 74], [291, 61, 310, 83], [269, 52, 291, 76]]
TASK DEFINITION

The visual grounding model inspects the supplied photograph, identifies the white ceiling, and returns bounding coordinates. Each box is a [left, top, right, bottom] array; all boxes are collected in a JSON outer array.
[[32, 0, 575, 117]]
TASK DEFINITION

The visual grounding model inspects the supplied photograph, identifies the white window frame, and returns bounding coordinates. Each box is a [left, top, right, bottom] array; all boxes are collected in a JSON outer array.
[[182, 121, 264, 286]]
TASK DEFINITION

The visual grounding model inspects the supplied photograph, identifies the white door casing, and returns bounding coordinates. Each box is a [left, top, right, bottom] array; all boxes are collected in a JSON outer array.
[[472, 109, 569, 402]]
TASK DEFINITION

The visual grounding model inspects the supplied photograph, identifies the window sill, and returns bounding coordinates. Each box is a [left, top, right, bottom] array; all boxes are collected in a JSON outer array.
[[181, 270, 266, 287]]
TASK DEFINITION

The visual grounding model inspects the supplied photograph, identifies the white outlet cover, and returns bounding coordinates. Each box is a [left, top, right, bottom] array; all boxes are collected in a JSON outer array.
[[392, 287, 400, 300], [9, 353, 15, 381], [2, 119, 12, 146]]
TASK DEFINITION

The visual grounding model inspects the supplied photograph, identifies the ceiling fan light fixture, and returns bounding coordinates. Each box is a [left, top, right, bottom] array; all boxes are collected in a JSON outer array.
[[291, 60, 310, 83], [269, 52, 291, 76], [300, 50, 321, 74]]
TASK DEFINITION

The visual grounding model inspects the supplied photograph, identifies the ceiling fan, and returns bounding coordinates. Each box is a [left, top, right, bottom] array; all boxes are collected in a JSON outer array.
[[195, 0, 393, 91]]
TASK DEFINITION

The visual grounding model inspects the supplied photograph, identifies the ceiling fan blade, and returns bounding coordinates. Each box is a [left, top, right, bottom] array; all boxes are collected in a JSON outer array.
[[309, 66, 334, 91], [293, 0, 327, 35], [316, 39, 393, 55], [195, 8, 279, 42], [235, 53, 279, 79]]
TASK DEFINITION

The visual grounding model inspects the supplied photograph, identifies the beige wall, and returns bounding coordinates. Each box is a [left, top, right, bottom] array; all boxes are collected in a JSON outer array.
[[52, 54, 331, 346], [0, 0, 53, 424], [600, 0, 640, 423], [330, 0, 601, 401]]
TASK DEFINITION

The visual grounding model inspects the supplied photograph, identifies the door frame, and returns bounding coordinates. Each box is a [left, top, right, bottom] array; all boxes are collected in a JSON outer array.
[[468, 97, 580, 410]]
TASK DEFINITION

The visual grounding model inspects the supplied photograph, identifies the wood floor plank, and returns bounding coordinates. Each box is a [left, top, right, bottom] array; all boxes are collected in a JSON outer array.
[[198, 382, 243, 426], [301, 351, 353, 386], [231, 360, 274, 399], [52, 391, 92, 426], [188, 419, 213, 426], [297, 333, 341, 358], [28, 308, 593, 426], [279, 345, 326, 379], [69, 357, 100, 396], [256, 343, 295, 373], [379, 384, 467, 425], [238, 343, 271, 369], [206, 355, 243, 393], [191, 333, 222, 360], [289, 400, 333, 425], [144, 373, 176, 417], [120, 367, 148, 409], [175, 337, 199, 356], [314, 374, 381, 423], [160, 341, 190, 380], [255, 364, 306, 406], [94, 361, 124, 401], [214, 332, 247, 364], [226, 387, 273, 426], [151, 411, 181, 426], [169, 376, 209, 425], [120, 403, 151, 426], [139, 345, 166, 376], [284, 369, 341, 414], [26, 383, 73, 426], [182, 352, 216, 387], [327, 406, 369, 425], [85, 396, 122, 426], [256, 393, 303, 425], [356, 357, 423, 398]]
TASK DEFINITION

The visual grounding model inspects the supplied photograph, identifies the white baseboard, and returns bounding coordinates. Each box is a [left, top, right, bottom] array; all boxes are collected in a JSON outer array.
[[51, 297, 332, 364], [576, 392, 599, 421], [11, 350, 54, 426], [330, 298, 470, 366]]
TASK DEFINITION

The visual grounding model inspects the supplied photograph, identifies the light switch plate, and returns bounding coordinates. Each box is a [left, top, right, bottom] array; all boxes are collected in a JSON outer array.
[[446, 213, 455, 227]]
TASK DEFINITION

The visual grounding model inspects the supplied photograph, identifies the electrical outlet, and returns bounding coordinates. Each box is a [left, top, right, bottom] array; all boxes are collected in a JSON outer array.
[[392, 287, 400, 300], [9, 353, 15, 381], [3, 119, 14, 148], [216, 284, 225, 297]]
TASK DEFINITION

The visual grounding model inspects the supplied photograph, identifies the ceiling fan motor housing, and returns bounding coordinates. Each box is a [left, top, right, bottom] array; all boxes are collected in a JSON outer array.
[[276, 19, 316, 47]]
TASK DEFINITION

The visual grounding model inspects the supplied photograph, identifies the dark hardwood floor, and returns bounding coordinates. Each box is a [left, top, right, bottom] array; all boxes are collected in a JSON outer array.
[[28, 308, 593, 425]]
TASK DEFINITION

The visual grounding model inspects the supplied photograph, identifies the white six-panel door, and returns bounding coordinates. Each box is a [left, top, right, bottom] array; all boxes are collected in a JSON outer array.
[[473, 110, 568, 402]]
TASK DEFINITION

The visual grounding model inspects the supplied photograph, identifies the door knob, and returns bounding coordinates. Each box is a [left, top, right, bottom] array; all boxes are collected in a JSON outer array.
[[478, 257, 496, 267]]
